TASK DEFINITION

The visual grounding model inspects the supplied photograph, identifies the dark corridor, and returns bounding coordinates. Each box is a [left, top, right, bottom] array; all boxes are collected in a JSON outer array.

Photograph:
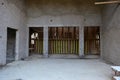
[[84, 27, 100, 55], [29, 27, 43, 55], [7, 28, 17, 63]]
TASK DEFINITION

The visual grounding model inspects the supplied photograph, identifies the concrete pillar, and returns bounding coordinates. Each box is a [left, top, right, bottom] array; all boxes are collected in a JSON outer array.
[[43, 27, 49, 57], [15, 30, 19, 60], [0, 27, 7, 65], [0, 1, 7, 65], [79, 26, 84, 57]]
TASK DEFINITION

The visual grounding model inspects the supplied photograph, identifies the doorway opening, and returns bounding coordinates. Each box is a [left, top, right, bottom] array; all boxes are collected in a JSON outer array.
[[49, 27, 79, 55], [29, 27, 43, 55], [84, 27, 100, 55], [7, 28, 17, 63]]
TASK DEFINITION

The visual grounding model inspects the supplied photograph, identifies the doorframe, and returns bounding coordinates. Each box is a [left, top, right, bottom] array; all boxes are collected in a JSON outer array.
[[84, 26, 101, 56], [48, 26, 80, 55], [28, 27, 44, 56], [6, 27, 18, 63], [28, 25, 84, 58]]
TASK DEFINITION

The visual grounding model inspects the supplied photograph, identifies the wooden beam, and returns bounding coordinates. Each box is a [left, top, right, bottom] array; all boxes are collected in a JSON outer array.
[[95, 1, 120, 5]]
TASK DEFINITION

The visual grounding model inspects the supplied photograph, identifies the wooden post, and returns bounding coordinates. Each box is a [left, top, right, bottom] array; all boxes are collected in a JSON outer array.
[[95, 1, 120, 5]]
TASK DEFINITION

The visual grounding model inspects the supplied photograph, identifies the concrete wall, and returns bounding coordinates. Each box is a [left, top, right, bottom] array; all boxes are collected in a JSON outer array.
[[0, 0, 103, 65], [0, 0, 27, 65], [26, 0, 102, 57], [26, 0, 102, 27], [102, 4, 120, 65]]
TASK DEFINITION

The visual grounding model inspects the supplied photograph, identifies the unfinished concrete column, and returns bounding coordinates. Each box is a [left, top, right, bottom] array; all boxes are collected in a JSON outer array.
[[43, 27, 48, 57], [79, 26, 84, 57]]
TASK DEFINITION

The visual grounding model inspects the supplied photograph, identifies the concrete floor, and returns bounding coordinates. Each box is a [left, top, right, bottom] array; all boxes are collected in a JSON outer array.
[[0, 56, 113, 80]]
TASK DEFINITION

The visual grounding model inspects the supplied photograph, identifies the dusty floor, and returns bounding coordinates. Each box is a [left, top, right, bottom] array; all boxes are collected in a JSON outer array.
[[0, 56, 113, 80]]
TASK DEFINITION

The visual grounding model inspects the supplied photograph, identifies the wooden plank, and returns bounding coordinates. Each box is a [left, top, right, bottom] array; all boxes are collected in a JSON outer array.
[[95, 1, 120, 5], [113, 76, 120, 80]]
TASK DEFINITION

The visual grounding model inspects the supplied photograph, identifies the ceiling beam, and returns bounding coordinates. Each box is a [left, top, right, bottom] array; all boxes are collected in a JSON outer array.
[[95, 1, 120, 5]]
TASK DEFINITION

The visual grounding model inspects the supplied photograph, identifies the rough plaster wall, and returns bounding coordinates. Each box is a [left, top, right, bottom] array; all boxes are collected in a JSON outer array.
[[0, 0, 6, 65], [26, 0, 102, 27], [102, 4, 120, 65], [0, 0, 27, 65]]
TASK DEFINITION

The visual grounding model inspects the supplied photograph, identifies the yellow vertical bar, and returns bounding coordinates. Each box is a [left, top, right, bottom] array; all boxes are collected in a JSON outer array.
[[55, 40, 56, 54], [71, 40, 73, 54], [59, 40, 60, 54], [78, 40, 79, 54], [36, 40, 38, 53], [56, 40, 58, 54], [73, 40, 75, 54], [62, 39, 63, 54], [47, 39, 48, 54], [50, 40, 51, 54], [65, 40, 66, 54], [52, 40, 53, 54], [57, 39, 60, 54], [48, 40, 50, 54], [66, 40, 67, 54], [55, 39, 56, 54], [41, 40, 43, 54], [76, 40, 77, 54], [50, 40, 53, 54], [40, 40, 41, 54], [58, 41, 59, 54], [60, 40, 61, 54], [53, 40, 54, 54], [62, 40, 63, 54], [37, 39, 40, 54], [63, 40, 64, 54], [71, 40, 72, 54], [41, 40, 42, 54]]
